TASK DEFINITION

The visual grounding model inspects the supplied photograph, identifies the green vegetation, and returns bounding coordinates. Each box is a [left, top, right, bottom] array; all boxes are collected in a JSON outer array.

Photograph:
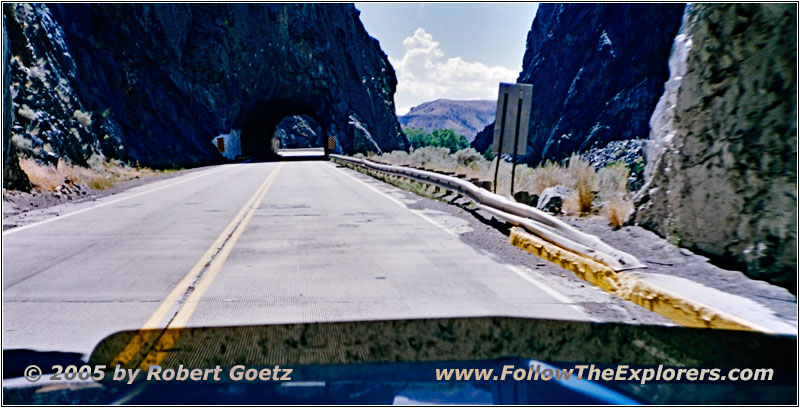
[[482, 147, 495, 161], [404, 127, 469, 152]]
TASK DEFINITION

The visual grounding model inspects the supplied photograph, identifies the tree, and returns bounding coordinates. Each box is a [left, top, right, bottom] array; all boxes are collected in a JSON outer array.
[[483, 147, 496, 161], [404, 127, 431, 149], [430, 129, 469, 152], [403, 127, 469, 152]]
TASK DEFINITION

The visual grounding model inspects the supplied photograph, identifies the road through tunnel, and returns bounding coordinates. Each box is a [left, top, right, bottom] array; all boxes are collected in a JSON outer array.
[[238, 99, 332, 160]]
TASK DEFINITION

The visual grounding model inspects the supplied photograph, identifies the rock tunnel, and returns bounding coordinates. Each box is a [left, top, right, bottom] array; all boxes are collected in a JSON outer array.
[[237, 98, 333, 159]]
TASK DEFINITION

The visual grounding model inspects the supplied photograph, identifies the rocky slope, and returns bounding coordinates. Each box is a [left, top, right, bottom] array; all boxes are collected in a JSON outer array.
[[3, 15, 29, 191], [398, 99, 495, 142], [634, 4, 797, 291], [273, 115, 322, 149], [3, 3, 407, 190], [472, 4, 684, 166]]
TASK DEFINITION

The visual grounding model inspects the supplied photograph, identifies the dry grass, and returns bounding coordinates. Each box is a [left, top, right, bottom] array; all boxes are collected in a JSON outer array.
[[605, 194, 635, 229], [19, 158, 64, 190], [596, 162, 629, 197], [19, 156, 159, 192], [529, 160, 566, 195], [566, 154, 597, 214], [372, 148, 636, 226]]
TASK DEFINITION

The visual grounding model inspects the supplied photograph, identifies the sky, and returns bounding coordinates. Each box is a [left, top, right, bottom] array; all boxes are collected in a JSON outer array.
[[355, 3, 539, 115]]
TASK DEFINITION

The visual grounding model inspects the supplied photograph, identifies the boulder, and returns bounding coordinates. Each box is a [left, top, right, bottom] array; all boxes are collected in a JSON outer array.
[[537, 186, 571, 215], [273, 115, 322, 149]]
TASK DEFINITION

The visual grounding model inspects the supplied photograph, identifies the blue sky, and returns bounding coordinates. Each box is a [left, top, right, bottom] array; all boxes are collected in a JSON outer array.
[[355, 3, 539, 115]]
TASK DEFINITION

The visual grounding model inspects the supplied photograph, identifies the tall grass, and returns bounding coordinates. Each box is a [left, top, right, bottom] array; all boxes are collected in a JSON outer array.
[[371, 147, 635, 227], [565, 154, 597, 215]]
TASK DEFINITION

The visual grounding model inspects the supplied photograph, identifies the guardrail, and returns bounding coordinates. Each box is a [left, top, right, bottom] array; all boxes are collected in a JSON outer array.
[[330, 154, 646, 271]]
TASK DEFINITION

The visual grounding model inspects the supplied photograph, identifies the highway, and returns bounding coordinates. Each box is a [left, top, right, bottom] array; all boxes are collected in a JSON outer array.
[[2, 160, 595, 358]]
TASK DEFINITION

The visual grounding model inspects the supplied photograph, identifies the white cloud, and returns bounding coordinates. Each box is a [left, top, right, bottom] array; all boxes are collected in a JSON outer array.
[[390, 28, 519, 115]]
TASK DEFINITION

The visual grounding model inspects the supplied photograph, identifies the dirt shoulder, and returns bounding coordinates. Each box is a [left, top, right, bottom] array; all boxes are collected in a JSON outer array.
[[573, 217, 797, 323]]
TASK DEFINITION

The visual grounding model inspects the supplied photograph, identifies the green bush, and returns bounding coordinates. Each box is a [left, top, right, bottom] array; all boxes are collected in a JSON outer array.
[[454, 148, 483, 167], [403, 127, 469, 152], [405, 127, 430, 149]]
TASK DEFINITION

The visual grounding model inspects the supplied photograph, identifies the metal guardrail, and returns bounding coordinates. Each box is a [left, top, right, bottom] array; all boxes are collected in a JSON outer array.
[[331, 154, 646, 271]]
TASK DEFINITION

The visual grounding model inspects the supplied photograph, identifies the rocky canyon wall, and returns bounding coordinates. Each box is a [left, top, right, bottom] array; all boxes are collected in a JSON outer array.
[[634, 3, 797, 291], [3, 3, 407, 189]]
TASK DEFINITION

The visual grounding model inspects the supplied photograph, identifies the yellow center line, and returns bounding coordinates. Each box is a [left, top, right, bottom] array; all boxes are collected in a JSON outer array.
[[110, 163, 284, 369]]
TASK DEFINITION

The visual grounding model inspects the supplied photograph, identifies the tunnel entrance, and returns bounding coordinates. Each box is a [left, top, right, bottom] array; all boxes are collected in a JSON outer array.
[[238, 99, 332, 160], [270, 115, 325, 158]]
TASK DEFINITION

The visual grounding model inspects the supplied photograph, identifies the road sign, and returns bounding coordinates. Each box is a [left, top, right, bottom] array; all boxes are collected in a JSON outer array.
[[491, 83, 533, 194], [492, 83, 533, 155]]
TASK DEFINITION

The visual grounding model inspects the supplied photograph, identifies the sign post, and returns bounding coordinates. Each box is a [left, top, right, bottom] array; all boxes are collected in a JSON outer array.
[[491, 83, 533, 194]]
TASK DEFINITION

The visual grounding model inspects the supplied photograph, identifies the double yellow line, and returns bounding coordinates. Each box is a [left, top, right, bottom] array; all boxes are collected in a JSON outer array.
[[111, 163, 284, 369]]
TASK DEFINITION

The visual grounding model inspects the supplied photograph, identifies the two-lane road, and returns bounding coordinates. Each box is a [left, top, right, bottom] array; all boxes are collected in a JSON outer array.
[[3, 160, 590, 357]]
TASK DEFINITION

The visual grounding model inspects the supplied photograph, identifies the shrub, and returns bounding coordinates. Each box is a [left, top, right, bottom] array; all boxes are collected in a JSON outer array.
[[605, 194, 634, 229], [453, 148, 483, 167], [19, 158, 63, 190], [482, 147, 495, 161], [409, 146, 454, 170], [368, 146, 637, 219], [597, 161, 629, 198], [377, 150, 410, 166], [566, 154, 597, 214], [530, 160, 565, 195]]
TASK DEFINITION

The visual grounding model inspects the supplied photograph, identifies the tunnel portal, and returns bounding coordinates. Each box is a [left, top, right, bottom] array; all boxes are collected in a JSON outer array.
[[238, 99, 332, 159]]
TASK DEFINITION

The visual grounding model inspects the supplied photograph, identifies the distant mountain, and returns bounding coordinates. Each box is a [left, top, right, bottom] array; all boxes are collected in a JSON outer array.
[[398, 99, 496, 142]]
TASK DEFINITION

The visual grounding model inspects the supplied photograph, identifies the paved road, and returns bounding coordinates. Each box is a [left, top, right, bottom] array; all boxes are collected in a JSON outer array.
[[3, 160, 591, 357], [276, 147, 325, 158]]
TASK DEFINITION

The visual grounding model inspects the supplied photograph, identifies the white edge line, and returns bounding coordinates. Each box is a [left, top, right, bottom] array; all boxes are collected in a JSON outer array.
[[332, 163, 458, 236], [505, 264, 597, 322], [3, 165, 232, 236], [333, 162, 593, 320]]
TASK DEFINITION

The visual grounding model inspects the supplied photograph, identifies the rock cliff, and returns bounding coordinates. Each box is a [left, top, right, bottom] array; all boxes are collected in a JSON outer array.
[[273, 115, 322, 149], [3, 14, 29, 190], [3, 3, 406, 186], [634, 4, 797, 291], [471, 4, 684, 166]]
